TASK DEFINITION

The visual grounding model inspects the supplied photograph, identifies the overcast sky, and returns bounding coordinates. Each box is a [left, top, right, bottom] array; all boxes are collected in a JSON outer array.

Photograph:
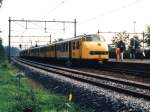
[[0, 0, 149, 47]]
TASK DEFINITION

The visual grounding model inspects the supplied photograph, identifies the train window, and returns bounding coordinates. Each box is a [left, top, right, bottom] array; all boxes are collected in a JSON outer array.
[[44, 47, 48, 52], [99, 35, 105, 41], [42, 47, 45, 52], [52, 46, 55, 51], [66, 43, 68, 51], [57, 46, 59, 51], [86, 34, 105, 42], [47, 47, 49, 51], [76, 41, 79, 49], [63, 43, 66, 52], [60, 45, 63, 52], [41, 48, 43, 52], [44, 47, 46, 52], [63, 43, 65, 52], [56, 45, 60, 51], [72, 42, 75, 50], [59, 45, 61, 51], [61, 44, 64, 52]]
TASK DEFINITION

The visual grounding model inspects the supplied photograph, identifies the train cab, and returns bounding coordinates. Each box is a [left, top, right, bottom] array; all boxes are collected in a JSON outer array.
[[80, 34, 109, 61]]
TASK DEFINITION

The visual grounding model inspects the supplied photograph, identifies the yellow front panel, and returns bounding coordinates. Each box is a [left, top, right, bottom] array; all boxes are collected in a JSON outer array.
[[81, 42, 109, 59]]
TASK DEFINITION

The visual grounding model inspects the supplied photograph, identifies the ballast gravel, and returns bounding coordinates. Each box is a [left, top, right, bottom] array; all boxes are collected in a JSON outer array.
[[14, 61, 150, 112]]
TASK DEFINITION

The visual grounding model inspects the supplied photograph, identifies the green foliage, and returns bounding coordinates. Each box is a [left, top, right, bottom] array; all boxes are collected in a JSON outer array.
[[0, 45, 9, 70], [0, 0, 3, 7], [111, 31, 129, 46], [145, 25, 150, 48], [0, 45, 6, 62], [12, 89, 42, 112], [0, 63, 81, 112], [0, 46, 88, 111], [129, 36, 140, 49]]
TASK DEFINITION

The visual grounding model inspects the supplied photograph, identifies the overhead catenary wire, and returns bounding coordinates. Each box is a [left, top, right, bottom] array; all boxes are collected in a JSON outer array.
[[11, 35, 50, 37], [29, 22, 45, 29], [44, 0, 67, 17], [12, 18, 73, 34], [13, 21, 26, 29], [79, 0, 144, 25]]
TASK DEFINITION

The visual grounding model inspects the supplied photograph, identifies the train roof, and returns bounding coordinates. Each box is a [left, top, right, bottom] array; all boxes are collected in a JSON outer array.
[[47, 33, 100, 45], [20, 34, 100, 51]]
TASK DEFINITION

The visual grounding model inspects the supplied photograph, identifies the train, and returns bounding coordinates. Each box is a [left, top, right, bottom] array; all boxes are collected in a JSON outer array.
[[20, 34, 109, 65]]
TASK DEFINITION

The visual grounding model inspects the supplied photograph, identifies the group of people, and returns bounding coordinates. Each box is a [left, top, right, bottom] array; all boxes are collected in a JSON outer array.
[[115, 37, 145, 61]]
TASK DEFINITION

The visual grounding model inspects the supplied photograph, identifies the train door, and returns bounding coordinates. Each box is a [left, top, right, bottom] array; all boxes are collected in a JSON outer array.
[[69, 41, 72, 60], [64, 41, 72, 66], [54, 44, 57, 58], [79, 39, 84, 59]]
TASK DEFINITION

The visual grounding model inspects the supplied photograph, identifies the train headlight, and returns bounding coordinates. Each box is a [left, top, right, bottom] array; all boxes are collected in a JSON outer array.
[[97, 43, 101, 46]]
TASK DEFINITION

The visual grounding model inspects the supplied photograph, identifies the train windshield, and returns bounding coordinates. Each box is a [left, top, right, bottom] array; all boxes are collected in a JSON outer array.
[[85, 35, 105, 42]]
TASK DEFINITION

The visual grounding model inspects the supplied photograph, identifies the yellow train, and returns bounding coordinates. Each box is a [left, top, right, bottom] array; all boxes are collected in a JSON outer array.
[[20, 34, 109, 65]]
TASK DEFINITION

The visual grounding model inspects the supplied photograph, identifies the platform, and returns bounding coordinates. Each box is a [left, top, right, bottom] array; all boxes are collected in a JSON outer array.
[[108, 59, 150, 64]]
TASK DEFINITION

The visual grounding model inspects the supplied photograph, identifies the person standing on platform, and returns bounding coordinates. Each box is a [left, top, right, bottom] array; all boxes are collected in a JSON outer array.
[[130, 36, 140, 59], [118, 40, 126, 61], [115, 45, 121, 61], [130, 38, 136, 59]]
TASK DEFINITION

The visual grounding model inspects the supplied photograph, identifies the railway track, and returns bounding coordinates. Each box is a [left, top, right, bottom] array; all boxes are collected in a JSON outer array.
[[96, 64, 150, 78], [13, 58, 150, 101], [97, 62, 150, 78]]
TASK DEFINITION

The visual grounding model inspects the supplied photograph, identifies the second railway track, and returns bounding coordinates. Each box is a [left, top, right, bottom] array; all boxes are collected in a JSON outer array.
[[13, 58, 150, 101]]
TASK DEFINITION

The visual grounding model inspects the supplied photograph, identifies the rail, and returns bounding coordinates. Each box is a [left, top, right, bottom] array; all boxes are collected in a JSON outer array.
[[12, 58, 150, 101]]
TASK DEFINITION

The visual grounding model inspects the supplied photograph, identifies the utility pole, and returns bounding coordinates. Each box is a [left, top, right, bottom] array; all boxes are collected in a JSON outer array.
[[74, 19, 76, 38], [97, 30, 100, 34], [133, 21, 136, 33], [49, 34, 51, 44], [8, 17, 11, 63], [8, 18, 76, 57]]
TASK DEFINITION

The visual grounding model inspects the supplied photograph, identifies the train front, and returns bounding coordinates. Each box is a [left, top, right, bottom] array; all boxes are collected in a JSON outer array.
[[81, 34, 109, 62]]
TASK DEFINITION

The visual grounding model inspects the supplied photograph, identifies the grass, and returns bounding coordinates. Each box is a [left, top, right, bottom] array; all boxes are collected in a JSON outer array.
[[0, 46, 81, 112], [0, 45, 95, 112], [0, 64, 80, 112]]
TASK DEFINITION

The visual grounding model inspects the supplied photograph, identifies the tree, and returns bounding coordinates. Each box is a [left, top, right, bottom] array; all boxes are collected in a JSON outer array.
[[0, 37, 2, 45], [0, 0, 3, 8], [145, 25, 150, 49], [129, 35, 140, 50], [111, 31, 129, 47]]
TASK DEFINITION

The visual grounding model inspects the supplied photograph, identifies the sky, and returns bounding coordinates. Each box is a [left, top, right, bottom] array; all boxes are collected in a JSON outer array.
[[0, 0, 149, 47]]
